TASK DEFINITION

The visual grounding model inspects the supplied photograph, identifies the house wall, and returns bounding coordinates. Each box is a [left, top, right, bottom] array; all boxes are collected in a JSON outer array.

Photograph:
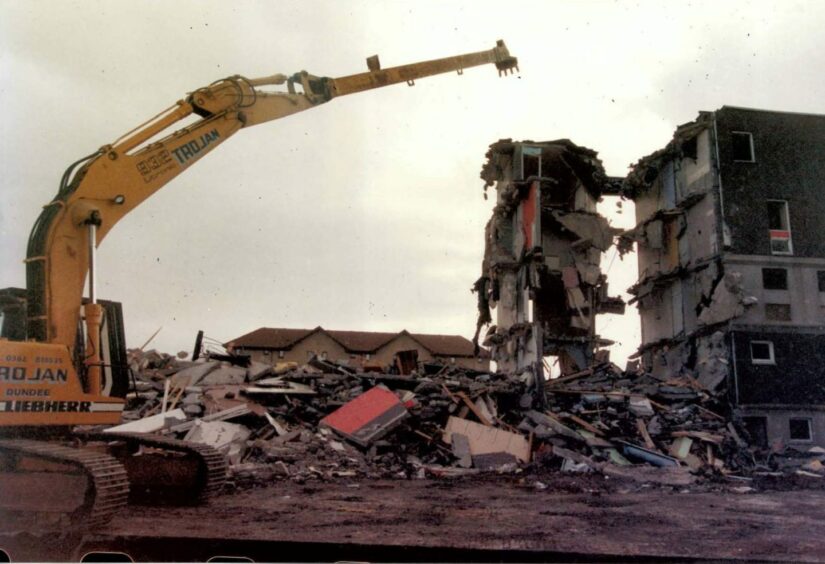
[[726, 254, 825, 328], [715, 107, 825, 257], [238, 333, 489, 371], [631, 125, 721, 352], [731, 329, 825, 405], [240, 332, 348, 365], [737, 406, 825, 450], [288, 332, 350, 363], [629, 108, 825, 434], [373, 334, 434, 366]]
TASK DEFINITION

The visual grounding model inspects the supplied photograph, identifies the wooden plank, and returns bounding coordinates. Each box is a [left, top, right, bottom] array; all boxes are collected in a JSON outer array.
[[441, 383, 459, 404], [167, 385, 186, 411], [565, 413, 605, 437], [636, 418, 656, 450], [697, 404, 726, 421], [456, 391, 492, 426], [671, 430, 724, 444], [544, 367, 593, 387]]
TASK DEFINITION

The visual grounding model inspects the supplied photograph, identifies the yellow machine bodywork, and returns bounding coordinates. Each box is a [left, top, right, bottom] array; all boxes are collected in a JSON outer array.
[[0, 340, 123, 427], [5, 39, 516, 432], [0, 41, 517, 534]]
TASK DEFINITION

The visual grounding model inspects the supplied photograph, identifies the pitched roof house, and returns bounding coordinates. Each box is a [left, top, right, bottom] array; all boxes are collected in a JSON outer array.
[[226, 326, 489, 370]]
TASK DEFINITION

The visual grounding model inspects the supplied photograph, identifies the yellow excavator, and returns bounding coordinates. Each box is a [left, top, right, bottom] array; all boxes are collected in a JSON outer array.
[[0, 41, 518, 532]]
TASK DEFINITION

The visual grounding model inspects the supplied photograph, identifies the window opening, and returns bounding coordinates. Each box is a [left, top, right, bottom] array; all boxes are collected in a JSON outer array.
[[789, 418, 813, 442], [743, 417, 768, 448], [762, 268, 788, 290], [750, 340, 775, 364], [767, 200, 792, 255], [731, 131, 755, 162]]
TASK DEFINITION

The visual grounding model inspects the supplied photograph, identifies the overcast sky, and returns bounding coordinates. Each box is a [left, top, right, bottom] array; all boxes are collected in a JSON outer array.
[[2, 0, 824, 364]]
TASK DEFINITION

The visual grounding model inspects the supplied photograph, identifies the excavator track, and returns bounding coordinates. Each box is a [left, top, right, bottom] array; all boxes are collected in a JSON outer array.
[[0, 438, 130, 533], [79, 431, 228, 504]]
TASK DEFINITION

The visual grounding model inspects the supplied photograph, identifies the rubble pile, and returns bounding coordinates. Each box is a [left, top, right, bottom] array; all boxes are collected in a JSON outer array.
[[120, 350, 527, 485], [115, 348, 769, 489], [537, 362, 753, 480]]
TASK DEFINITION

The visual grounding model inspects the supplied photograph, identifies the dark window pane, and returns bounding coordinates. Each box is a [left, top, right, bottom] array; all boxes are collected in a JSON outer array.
[[765, 303, 791, 321], [818, 271, 825, 292], [789, 418, 812, 441], [743, 417, 768, 448], [732, 132, 754, 161], [523, 154, 540, 178], [767, 201, 788, 230], [750, 341, 772, 361], [682, 136, 698, 160], [762, 268, 788, 290]]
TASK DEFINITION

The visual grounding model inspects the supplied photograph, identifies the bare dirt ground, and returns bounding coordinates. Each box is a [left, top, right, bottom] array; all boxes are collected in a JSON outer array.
[[11, 472, 809, 562]]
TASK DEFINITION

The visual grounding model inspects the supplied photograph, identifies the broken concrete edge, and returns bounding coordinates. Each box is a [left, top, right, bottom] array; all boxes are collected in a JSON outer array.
[[476, 139, 626, 391]]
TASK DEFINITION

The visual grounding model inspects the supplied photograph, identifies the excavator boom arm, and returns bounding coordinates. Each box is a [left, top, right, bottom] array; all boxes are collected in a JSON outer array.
[[330, 39, 518, 97], [24, 41, 517, 368]]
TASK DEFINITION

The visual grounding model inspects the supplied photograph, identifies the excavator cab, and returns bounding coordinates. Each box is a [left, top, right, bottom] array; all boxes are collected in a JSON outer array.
[[0, 287, 130, 401]]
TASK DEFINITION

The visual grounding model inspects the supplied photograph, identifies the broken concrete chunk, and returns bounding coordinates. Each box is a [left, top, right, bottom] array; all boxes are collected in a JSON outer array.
[[552, 211, 614, 251], [628, 395, 654, 417], [103, 408, 187, 434], [473, 397, 495, 426], [561, 458, 592, 473], [451, 433, 473, 468], [552, 445, 596, 468], [579, 430, 613, 449], [169, 362, 219, 388], [198, 364, 248, 386], [525, 411, 585, 443], [668, 436, 693, 460], [561, 266, 580, 289], [443, 416, 530, 463], [605, 448, 632, 466], [472, 452, 519, 471], [167, 404, 251, 434], [184, 420, 251, 465], [181, 393, 202, 405], [246, 360, 273, 381], [243, 380, 316, 396]]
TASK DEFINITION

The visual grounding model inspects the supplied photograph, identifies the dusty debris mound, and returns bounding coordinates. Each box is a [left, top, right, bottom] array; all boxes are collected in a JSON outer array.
[[101, 346, 825, 493]]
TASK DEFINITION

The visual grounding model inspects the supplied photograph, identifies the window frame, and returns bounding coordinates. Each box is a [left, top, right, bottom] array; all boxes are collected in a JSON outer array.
[[767, 199, 793, 256], [789, 417, 813, 443], [750, 340, 775, 365], [731, 131, 755, 162]]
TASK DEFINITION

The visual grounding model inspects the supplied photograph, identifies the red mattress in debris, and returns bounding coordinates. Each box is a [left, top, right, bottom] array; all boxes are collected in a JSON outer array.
[[320, 386, 409, 447]]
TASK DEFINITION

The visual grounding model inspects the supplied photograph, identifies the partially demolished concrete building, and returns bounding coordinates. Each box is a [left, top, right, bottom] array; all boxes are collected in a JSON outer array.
[[474, 140, 624, 398], [622, 106, 825, 449]]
